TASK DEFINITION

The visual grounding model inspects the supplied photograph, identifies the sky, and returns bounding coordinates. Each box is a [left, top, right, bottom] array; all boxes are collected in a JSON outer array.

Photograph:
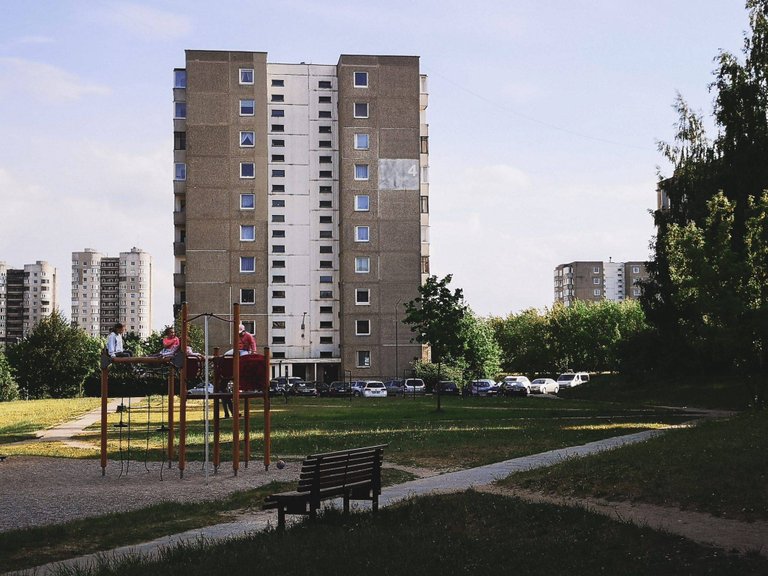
[[0, 0, 753, 331]]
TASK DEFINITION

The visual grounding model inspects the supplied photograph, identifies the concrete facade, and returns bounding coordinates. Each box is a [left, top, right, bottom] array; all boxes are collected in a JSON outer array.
[[554, 260, 648, 306], [71, 248, 152, 338], [174, 51, 428, 382], [0, 260, 57, 347]]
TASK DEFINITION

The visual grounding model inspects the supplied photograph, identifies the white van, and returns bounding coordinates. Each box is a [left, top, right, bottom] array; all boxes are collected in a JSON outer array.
[[556, 372, 590, 389]]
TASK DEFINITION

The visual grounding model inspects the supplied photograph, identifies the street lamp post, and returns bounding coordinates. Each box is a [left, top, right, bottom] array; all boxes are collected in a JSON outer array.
[[394, 300, 401, 391]]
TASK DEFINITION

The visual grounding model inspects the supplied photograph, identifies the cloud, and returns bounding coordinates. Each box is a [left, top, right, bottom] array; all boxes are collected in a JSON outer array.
[[0, 57, 111, 101], [94, 2, 193, 40]]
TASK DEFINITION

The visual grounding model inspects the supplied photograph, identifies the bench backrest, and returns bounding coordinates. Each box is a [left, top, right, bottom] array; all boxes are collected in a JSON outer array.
[[296, 445, 386, 495]]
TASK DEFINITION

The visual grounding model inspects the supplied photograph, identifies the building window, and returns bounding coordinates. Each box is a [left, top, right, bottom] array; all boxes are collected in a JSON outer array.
[[354, 102, 369, 118], [593, 266, 601, 274], [272, 169, 286, 177], [320, 306, 333, 314], [593, 289, 602, 296], [318, 110, 332, 119], [354, 195, 370, 212], [272, 245, 285, 253], [632, 266, 641, 274], [320, 275, 333, 283], [319, 260, 333, 269], [357, 350, 371, 368], [271, 94, 284, 103], [272, 199, 285, 207], [420, 135, 429, 154], [354, 133, 369, 150], [240, 163, 255, 178], [319, 125, 332, 133], [421, 256, 430, 274], [272, 306, 285, 314], [271, 109, 285, 117], [318, 80, 332, 88], [354, 164, 369, 180], [272, 336, 286, 345], [356, 320, 371, 335], [319, 155, 332, 164], [240, 194, 255, 209], [272, 139, 285, 147], [271, 79, 284, 87], [174, 69, 187, 88], [273, 275, 285, 283], [633, 287, 642, 296], [319, 230, 333, 239], [319, 170, 333, 178], [174, 163, 186, 181], [272, 230, 285, 238], [320, 321, 333, 329], [355, 226, 369, 242], [239, 68, 254, 84], [319, 215, 332, 224], [272, 154, 285, 162], [355, 289, 370, 305], [272, 214, 285, 223], [241, 289, 255, 304], [240, 99, 255, 116], [272, 260, 285, 268], [318, 336, 333, 344], [272, 290, 285, 298], [272, 184, 285, 192], [240, 131, 255, 147], [320, 290, 333, 299], [240, 257, 255, 273], [240, 225, 255, 241], [592, 277, 600, 285], [319, 140, 332, 148], [355, 257, 370, 274], [319, 185, 332, 193], [319, 245, 333, 254], [271, 124, 285, 132], [174, 131, 186, 150], [174, 101, 186, 119], [420, 195, 429, 213], [319, 200, 332, 208], [354, 71, 368, 87], [319, 95, 332, 103]]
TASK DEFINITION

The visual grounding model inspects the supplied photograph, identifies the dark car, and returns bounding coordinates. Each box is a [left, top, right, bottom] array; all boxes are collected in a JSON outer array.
[[323, 381, 352, 397], [437, 380, 460, 395], [384, 379, 404, 396], [290, 381, 318, 397]]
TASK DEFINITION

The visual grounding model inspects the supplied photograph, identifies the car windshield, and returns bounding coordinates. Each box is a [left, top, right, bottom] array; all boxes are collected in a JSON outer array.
[[367, 383, 384, 388], [558, 374, 575, 382], [532, 379, 545, 384]]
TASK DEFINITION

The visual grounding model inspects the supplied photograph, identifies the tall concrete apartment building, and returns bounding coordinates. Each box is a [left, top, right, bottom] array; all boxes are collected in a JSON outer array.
[[554, 260, 648, 306], [71, 248, 152, 338], [0, 260, 57, 347], [173, 51, 429, 382]]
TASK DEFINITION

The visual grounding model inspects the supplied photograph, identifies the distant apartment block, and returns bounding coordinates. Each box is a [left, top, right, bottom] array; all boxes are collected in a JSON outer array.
[[71, 248, 152, 338], [173, 50, 429, 382], [0, 260, 57, 346], [554, 260, 648, 306]]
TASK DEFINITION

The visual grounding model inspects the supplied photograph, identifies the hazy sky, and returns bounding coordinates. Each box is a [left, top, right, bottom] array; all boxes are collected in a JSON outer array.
[[0, 1, 751, 330]]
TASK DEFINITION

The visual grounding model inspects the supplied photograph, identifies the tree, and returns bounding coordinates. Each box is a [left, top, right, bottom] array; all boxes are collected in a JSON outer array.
[[644, 1, 768, 405], [6, 311, 102, 398], [460, 313, 502, 381], [0, 352, 19, 401], [403, 275, 468, 410]]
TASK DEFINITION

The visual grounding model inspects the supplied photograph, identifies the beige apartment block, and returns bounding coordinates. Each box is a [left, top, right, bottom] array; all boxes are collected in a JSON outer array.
[[554, 260, 648, 306], [0, 260, 57, 347], [71, 247, 152, 338], [174, 51, 428, 382]]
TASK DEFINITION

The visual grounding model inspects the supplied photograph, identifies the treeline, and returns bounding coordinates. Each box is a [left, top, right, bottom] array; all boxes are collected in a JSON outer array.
[[488, 300, 646, 376]]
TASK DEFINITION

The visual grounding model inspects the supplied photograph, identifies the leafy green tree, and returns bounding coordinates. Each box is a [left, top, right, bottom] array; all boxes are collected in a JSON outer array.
[[460, 313, 502, 381], [7, 311, 102, 398], [403, 275, 468, 409], [0, 352, 19, 401]]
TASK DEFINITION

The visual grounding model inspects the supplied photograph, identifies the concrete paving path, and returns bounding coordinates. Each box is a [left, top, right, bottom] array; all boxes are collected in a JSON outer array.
[[8, 429, 664, 576]]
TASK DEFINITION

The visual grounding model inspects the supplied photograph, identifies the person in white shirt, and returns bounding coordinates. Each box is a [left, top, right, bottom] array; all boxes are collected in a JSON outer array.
[[107, 323, 131, 358]]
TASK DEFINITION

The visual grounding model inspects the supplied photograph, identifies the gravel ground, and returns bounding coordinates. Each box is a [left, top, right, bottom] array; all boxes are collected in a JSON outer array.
[[0, 455, 300, 532]]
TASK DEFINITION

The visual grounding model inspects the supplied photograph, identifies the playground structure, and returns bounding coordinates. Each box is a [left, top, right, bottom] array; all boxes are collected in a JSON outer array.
[[99, 302, 272, 477]]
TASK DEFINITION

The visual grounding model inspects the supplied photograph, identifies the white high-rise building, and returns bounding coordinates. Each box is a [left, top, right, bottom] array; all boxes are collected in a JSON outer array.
[[0, 260, 57, 347], [71, 247, 152, 338]]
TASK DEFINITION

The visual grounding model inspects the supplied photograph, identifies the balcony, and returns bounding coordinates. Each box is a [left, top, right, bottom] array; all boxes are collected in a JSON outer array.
[[173, 241, 186, 256], [174, 273, 186, 288], [173, 210, 186, 226]]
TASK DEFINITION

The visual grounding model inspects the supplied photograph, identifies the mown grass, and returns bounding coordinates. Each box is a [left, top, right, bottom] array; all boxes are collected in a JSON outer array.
[[500, 410, 768, 522], [43, 491, 768, 576], [0, 398, 101, 444]]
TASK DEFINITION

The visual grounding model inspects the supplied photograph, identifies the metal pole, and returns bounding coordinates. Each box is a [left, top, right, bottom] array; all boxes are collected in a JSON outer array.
[[203, 314, 210, 482]]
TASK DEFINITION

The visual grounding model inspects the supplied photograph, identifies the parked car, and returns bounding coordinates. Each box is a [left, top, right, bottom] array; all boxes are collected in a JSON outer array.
[[292, 381, 318, 397], [469, 379, 495, 396], [350, 380, 368, 396], [322, 381, 352, 397], [557, 372, 590, 389], [530, 378, 559, 394], [403, 378, 426, 395], [437, 380, 460, 395], [502, 376, 532, 396], [358, 380, 387, 398], [384, 379, 404, 396]]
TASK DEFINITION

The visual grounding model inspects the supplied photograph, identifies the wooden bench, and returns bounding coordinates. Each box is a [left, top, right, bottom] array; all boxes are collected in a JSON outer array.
[[263, 444, 387, 529]]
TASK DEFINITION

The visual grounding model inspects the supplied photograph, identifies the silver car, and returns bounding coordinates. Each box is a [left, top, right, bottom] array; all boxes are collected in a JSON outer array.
[[530, 378, 559, 394], [502, 376, 532, 396]]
